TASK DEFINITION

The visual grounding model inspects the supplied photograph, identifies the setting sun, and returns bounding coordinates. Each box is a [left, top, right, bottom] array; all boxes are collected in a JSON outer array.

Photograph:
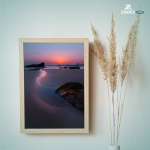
[[51, 57, 69, 64]]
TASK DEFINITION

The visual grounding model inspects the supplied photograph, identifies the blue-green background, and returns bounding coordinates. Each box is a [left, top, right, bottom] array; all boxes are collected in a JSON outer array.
[[0, 0, 150, 150]]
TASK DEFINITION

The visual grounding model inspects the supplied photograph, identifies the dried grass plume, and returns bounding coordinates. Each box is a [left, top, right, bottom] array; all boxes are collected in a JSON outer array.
[[90, 9, 141, 146], [91, 24, 108, 80], [107, 13, 118, 93]]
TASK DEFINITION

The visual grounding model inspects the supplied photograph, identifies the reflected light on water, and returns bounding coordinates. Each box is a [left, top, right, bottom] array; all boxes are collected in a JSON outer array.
[[36, 69, 47, 85]]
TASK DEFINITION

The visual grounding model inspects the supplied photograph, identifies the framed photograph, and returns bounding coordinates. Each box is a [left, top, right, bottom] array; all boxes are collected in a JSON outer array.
[[19, 38, 89, 133]]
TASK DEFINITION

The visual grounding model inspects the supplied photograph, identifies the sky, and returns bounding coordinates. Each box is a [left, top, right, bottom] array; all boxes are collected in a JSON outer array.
[[24, 43, 84, 65]]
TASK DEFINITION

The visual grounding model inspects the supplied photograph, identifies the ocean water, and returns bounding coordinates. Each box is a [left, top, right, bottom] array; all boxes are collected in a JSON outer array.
[[24, 64, 84, 70], [24, 69, 84, 128]]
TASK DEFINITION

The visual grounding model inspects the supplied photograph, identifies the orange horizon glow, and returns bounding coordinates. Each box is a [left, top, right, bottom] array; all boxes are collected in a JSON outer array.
[[25, 56, 83, 65], [47, 56, 72, 64]]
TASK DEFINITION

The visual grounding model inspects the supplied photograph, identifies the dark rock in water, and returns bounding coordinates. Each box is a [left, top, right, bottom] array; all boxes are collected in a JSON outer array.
[[60, 67, 68, 69], [26, 62, 45, 68], [28, 68, 40, 71], [55, 82, 84, 111], [69, 66, 80, 69]]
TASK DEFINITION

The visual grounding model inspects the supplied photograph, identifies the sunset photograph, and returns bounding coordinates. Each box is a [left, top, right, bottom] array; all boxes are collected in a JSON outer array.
[[24, 43, 84, 128]]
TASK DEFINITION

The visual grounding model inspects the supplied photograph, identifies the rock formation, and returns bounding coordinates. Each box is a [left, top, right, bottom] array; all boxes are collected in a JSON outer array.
[[26, 62, 45, 68], [55, 82, 84, 111]]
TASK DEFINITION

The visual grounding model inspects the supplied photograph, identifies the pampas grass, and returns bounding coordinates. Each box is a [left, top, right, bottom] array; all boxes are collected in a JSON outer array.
[[91, 24, 112, 145], [91, 24, 108, 81], [90, 8, 141, 146]]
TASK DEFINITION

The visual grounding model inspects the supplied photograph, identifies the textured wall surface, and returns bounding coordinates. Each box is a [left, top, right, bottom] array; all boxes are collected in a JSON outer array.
[[0, 0, 150, 150]]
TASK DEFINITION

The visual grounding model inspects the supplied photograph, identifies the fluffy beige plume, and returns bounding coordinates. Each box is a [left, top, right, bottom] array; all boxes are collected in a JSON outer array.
[[90, 8, 141, 146], [119, 27, 132, 85], [119, 12, 141, 86], [90, 24, 112, 145], [129, 13, 140, 68], [91, 24, 108, 80], [118, 56, 121, 79], [120, 46, 129, 86], [107, 13, 118, 93], [116, 8, 141, 146]]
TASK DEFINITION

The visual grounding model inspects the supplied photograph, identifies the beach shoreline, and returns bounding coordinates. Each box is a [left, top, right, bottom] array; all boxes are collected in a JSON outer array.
[[24, 69, 84, 128]]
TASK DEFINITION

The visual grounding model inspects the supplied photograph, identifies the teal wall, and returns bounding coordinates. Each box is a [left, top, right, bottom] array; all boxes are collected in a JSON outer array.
[[0, 0, 150, 150]]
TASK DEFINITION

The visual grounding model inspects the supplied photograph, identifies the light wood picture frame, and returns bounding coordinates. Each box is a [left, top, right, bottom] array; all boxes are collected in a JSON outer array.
[[19, 38, 89, 133]]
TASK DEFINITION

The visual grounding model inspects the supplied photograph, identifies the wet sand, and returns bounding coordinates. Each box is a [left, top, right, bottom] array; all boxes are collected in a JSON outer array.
[[24, 69, 84, 128]]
